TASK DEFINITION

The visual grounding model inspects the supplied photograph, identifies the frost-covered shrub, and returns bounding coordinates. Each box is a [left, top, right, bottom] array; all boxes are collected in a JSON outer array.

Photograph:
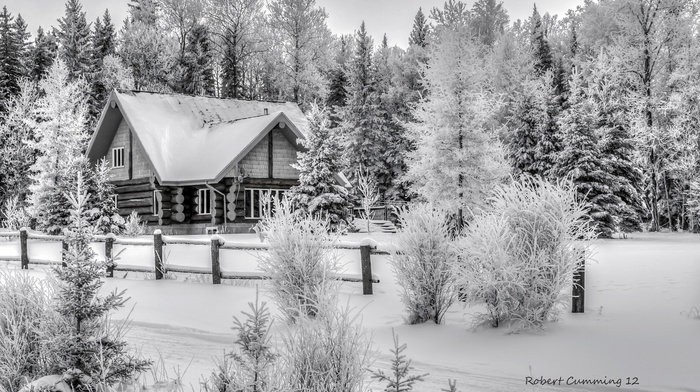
[[0, 271, 63, 392], [1, 195, 31, 230], [390, 203, 457, 325], [456, 177, 595, 329], [123, 210, 146, 237], [256, 197, 340, 322], [278, 304, 374, 392]]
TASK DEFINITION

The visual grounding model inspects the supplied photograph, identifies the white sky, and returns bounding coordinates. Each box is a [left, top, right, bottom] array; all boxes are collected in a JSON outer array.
[[2, 0, 585, 48]]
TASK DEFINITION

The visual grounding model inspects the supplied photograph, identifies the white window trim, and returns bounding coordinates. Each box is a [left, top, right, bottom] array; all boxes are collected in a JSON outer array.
[[245, 188, 285, 219], [112, 147, 125, 168], [112, 194, 118, 208], [197, 189, 212, 215]]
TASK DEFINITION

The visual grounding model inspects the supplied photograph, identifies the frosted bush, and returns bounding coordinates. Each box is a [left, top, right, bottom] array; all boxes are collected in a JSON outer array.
[[256, 197, 340, 322], [456, 177, 595, 330], [123, 210, 146, 237], [278, 304, 374, 392], [1, 195, 31, 230], [0, 271, 65, 392], [390, 203, 457, 324]]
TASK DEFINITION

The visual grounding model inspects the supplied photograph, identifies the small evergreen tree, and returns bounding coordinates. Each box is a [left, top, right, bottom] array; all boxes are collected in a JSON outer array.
[[51, 174, 149, 390], [369, 330, 427, 392], [88, 159, 125, 234], [178, 23, 215, 95], [289, 105, 351, 231]]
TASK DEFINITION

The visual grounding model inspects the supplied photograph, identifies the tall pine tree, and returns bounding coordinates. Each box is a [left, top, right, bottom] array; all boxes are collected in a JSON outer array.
[[0, 6, 23, 111], [289, 105, 351, 231]]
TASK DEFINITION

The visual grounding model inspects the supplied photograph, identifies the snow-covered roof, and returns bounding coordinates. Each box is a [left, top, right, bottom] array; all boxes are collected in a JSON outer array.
[[87, 90, 310, 186]]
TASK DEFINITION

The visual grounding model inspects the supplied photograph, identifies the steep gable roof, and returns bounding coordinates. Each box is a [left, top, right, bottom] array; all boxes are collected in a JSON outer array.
[[87, 90, 310, 186]]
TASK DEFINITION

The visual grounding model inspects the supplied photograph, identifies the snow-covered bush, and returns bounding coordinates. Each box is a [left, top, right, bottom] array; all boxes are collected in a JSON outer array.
[[0, 271, 64, 392], [1, 196, 31, 230], [278, 304, 374, 392], [456, 177, 595, 329], [89, 159, 125, 235], [390, 203, 458, 325], [256, 197, 340, 322], [123, 210, 146, 237]]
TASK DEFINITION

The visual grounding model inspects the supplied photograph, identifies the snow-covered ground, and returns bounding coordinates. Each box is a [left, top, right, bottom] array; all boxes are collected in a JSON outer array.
[[2, 232, 699, 391]]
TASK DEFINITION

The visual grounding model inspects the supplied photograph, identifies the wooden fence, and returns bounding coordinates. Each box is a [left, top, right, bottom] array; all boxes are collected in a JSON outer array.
[[0, 228, 385, 295]]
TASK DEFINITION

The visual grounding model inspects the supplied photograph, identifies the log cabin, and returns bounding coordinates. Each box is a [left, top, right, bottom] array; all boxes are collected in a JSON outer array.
[[86, 90, 348, 234]]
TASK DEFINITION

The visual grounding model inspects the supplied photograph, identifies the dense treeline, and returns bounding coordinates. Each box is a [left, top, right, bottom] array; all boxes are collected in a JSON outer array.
[[2, 0, 700, 237]]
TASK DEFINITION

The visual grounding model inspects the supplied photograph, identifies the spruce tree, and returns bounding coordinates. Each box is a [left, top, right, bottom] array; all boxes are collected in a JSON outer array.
[[408, 8, 429, 48], [326, 35, 352, 110], [30, 26, 57, 80], [289, 105, 351, 231], [57, 0, 94, 81], [530, 5, 553, 76], [88, 159, 124, 234], [369, 330, 428, 392], [179, 23, 215, 96], [555, 73, 617, 238], [52, 173, 149, 390], [13, 14, 30, 78], [506, 76, 550, 178], [0, 6, 23, 111]]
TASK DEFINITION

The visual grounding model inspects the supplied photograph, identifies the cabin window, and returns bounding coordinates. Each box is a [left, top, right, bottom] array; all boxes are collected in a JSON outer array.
[[245, 188, 285, 219], [197, 189, 212, 215], [153, 191, 161, 216], [112, 147, 125, 168]]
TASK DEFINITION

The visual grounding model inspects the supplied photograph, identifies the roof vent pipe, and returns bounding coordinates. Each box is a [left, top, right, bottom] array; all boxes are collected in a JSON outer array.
[[264, 108, 268, 115]]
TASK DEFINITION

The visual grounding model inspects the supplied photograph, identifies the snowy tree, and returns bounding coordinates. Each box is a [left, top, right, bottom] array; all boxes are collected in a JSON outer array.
[[0, 79, 37, 213], [27, 59, 89, 234], [51, 174, 149, 390], [205, 0, 265, 99], [554, 71, 618, 237], [267, 0, 334, 107], [160, 0, 204, 57], [404, 21, 507, 226], [13, 14, 31, 78], [289, 105, 351, 230], [326, 34, 352, 110], [470, 0, 509, 47], [119, 2, 177, 92], [530, 5, 554, 76], [88, 159, 124, 235]]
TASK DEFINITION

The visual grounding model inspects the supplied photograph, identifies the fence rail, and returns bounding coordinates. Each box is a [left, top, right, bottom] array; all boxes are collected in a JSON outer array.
[[0, 228, 384, 295]]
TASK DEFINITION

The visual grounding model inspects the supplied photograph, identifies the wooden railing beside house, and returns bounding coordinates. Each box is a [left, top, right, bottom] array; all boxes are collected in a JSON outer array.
[[0, 228, 385, 295]]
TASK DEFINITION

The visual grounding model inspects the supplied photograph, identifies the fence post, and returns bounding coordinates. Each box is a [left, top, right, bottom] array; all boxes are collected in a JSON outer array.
[[572, 250, 585, 313], [360, 243, 373, 295], [154, 230, 163, 280], [105, 233, 115, 278], [19, 228, 28, 269], [211, 235, 223, 284]]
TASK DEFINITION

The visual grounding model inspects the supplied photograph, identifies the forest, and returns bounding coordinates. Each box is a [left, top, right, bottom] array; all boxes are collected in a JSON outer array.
[[1, 0, 700, 237]]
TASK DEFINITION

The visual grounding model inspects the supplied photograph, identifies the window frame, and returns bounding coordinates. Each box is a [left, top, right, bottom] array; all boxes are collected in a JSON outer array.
[[112, 147, 125, 168], [197, 188, 212, 215], [112, 194, 118, 208], [245, 188, 285, 219]]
